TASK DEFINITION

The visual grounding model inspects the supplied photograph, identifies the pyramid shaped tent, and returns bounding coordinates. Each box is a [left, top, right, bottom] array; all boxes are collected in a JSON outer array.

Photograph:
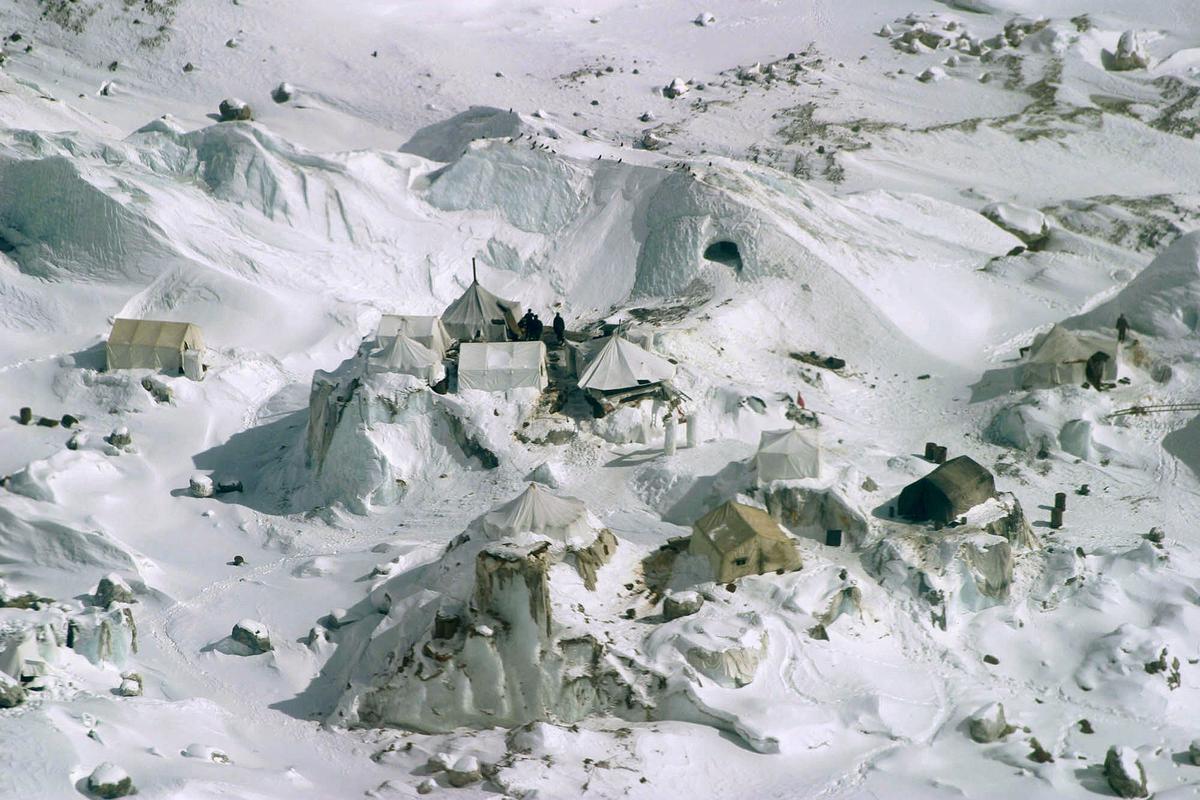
[[366, 334, 445, 383], [376, 315, 451, 359], [441, 279, 520, 343], [483, 483, 596, 547], [577, 333, 676, 393], [755, 428, 820, 483], [1019, 324, 1116, 389]]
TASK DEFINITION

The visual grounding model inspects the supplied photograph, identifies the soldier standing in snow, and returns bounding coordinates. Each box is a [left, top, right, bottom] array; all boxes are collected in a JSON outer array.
[[552, 312, 565, 345], [1116, 313, 1129, 343]]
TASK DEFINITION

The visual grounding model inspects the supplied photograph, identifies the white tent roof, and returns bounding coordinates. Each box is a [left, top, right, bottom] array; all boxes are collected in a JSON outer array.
[[376, 315, 450, 358], [755, 428, 820, 483], [1019, 325, 1117, 388], [458, 341, 547, 392], [1027, 325, 1113, 364], [441, 280, 519, 343], [482, 483, 596, 547], [366, 334, 445, 383], [577, 333, 675, 393]]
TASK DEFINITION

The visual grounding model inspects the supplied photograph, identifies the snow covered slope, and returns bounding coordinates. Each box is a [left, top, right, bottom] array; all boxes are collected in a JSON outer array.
[[1, 0, 1200, 798]]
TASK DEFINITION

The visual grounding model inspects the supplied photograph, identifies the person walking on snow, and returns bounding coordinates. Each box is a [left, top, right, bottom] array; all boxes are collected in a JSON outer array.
[[552, 312, 565, 345], [1116, 313, 1129, 343]]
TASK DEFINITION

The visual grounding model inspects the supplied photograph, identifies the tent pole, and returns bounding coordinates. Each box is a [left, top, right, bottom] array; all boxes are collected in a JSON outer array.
[[472, 257, 477, 283]]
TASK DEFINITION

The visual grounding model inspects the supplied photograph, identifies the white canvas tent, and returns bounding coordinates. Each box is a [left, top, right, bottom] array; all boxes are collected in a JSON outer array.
[[441, 280, 521, 343], [755, 428, 820, 483], [458, 341, 547, 392], [1018, 325, 1118, 389], [376, 315, 451, 358], [106, 318, 204, 378], [366, 334, 446, 384], [483, 483, 597, 547], [577, 333, 676, 394]]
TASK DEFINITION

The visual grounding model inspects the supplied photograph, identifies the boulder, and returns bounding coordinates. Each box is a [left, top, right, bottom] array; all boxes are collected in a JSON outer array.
[[663, 590, 704, 621], [1110, 31, 1149, 71], [446, 755, 482, 787], [116, 673, 143, 697], [663, 78, 690, 99], [94, 574, 135, 608], [1104, 746, 1148, 798], [190, 474, 215, 498], [981, 202, 1049, 247], [1189, 738, 1200, 766], [917, 67, 948, 83], [694, 11, 716, 26], [218, 98, 254, 122], [107, 427, 132, 447], [0, 673, 27, 708], [967, 702, 1014, 743], [271, 82, 294, 103], [88, 763, 134, 799], [231, 619, 272, 654]]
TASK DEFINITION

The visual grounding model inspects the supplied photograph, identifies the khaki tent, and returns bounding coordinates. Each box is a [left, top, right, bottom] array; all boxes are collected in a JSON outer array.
[[755, 428, 820, 483], [898, 455, 997, 523], [106, 318, 204, 378], [441, 280, 521, 343], [458, 341, 547, 392], [1019, 325, 1117, 389], [376, 315, 451, 359], [690, 501, 801, 583], [577, 333, 676, 395], [366, 334, 445, 384], [483, 483, 596, 547]]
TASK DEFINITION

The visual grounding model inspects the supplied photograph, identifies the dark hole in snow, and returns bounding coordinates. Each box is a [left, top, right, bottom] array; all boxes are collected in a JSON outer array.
[[703, 240, 742, 272]]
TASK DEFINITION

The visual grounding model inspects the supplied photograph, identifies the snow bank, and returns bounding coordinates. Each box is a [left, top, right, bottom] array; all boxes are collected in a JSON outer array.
[[1073, 231, 1200, 342]]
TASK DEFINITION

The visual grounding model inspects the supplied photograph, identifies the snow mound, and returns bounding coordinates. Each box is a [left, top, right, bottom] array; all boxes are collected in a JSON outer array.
[[1073, 231, 1200, 342], [400, 106, 561, 163], [0, 498, 139, 600]]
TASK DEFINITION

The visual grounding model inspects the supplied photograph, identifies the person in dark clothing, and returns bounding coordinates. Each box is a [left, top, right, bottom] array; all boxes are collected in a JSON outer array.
[[1116, 313, 1129, 343], [531, 316, 544, 341], [552, 312, 565, 345], [1085, 351, 1110, 391], [518, 309, 534, 338]]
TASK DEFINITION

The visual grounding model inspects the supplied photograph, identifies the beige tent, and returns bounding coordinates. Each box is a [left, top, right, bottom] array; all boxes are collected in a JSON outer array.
[[376, 315, 451, 359], [441, 280, 521, 343], [689, 501, 801, 583], [106, 318, 204, 378], [1018, 325, 1118, 389], [458, 341, 547, 392]]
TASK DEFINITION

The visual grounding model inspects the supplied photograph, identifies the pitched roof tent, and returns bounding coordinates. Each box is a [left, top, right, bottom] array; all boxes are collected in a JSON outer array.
[[376, 315, 451, 359], [366, 333, 445, 384], [755, 428, 820, 483], [689, 500, 801, 583], [457, 341, 547, 392], [576, 332, 676, 393], [1019, 324, 1117, 389], [897, 455, 997, 523], [482, 483, 596, 547], [440, 260, 521, 343], [106, 318, 204, 375]]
